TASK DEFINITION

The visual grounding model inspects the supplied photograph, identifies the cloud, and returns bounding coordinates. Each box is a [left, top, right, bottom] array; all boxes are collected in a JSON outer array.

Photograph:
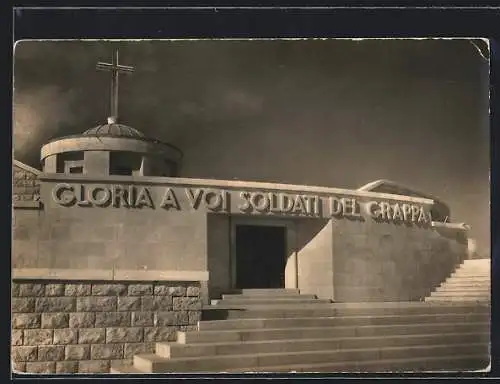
[[13, 86, 79, 161]]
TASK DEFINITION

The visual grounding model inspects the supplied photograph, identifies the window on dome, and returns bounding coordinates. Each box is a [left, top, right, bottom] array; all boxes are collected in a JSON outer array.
[[110, 151, 141, 176], [58, 152, 84, 173], [112, 167, 133, 176], [69, 166, 83, 174], [64, 159, 84, 175]]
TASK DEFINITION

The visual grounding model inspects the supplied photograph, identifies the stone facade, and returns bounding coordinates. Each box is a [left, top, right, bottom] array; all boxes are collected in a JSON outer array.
[[11, 280, 201, 374], [11, 161, 473, 374]]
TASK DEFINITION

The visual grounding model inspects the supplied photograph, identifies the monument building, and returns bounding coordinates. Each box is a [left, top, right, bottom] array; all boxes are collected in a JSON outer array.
[[11, 47, 490, 374]]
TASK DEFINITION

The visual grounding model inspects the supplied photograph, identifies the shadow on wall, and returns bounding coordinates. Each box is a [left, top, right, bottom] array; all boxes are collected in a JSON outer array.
[[206, 214, 231, 300], [295, 218, 333, 300], [296, 218, 331, 253]]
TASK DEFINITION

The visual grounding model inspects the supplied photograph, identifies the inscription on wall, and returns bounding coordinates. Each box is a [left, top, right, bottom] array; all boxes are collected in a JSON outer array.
[[51, 183, 432, 224]]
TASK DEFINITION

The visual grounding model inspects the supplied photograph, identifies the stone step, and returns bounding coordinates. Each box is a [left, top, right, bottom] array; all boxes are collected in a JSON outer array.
[[438, 285, 490, 292], [449, 276, 490, 282], [448, 279, 490, 285], [462, 258, 490, 263], [441, 279, 490, 285], [112, 352, 490, 374], [452, 269, 490, 274], [460, 263, 490, 269], [110, 365, 148, 374], [441, 279, 491, 288], [133, 343, 488, 372], [206, 301, 487, 311], [455, 262, 489, 267], [211, 298, 331, 306], [331, 294, 405, 302], [425, 296, 490, 302], [157, 331, 489, 359], [221, 293, 317, 300], [440, 280, 491, 289], [457, 260, 489, 265], [202, 303, 490, 320], [461, 266, 490, 270], [197, 313, 489, 331], [449, 271, 491, 280], [225, 289, 301, 296], [431, 290, 491, 297], [207, 304, 336, 312], [452, 262, 489, 268], [226, 354, 489, 373], [177, 322, 490, 344], [437, 289, 490, 295], [329, 301, 491, 310], [444, 279, 491, 286], [450, 272, 490, 278], [429, 290, 490, 296], [426, 302, 490, 305]]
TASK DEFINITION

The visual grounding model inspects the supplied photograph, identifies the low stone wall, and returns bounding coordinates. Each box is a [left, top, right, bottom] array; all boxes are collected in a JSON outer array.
[[11, 280, 202, 374], [13, 162, 40, 203]]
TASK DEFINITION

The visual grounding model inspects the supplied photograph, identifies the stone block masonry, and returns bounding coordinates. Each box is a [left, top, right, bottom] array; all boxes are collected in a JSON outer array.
[[11, 280, 202, 374], [12, 163, 40, 203]]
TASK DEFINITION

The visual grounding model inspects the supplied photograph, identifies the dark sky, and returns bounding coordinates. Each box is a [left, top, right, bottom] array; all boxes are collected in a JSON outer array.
[[13, 39, 490, 255]]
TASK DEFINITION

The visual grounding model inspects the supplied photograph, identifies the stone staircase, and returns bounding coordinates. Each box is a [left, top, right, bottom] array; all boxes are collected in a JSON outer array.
[[111, 288, 490, 373], [426, 258, 491, 303]]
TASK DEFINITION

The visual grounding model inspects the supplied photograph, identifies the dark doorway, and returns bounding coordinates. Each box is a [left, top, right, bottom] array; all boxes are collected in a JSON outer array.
[[235, 225, 287, 289]]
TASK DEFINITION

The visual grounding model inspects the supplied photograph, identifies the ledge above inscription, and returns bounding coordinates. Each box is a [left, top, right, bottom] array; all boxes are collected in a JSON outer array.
[[431, 221, 470, 231], [12, 268, 209, 282]]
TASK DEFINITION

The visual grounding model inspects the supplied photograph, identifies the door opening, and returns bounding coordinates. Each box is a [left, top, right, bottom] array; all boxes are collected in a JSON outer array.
[[235, 225, 287, 289]]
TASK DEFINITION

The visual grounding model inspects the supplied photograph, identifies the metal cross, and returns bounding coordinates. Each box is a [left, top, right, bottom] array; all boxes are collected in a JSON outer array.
[[96, 47, 134, 120]]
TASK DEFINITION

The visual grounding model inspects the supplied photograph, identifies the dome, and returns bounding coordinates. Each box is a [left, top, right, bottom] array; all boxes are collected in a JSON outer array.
[[82, 117, 145, 139]]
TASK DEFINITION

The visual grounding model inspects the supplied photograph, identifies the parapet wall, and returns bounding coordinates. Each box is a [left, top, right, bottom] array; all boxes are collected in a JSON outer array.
[[11, 279, 202, 374], [13, 160, 41, 204]]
